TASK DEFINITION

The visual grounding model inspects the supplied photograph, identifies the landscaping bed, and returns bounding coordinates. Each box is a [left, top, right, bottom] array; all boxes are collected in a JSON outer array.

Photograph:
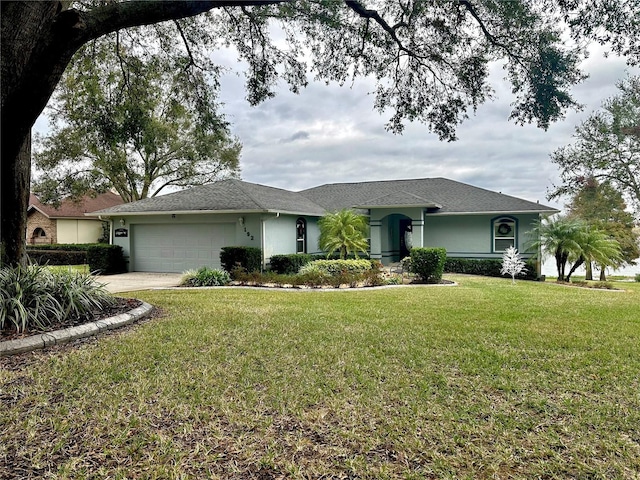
[[0, 297, 143, 342]]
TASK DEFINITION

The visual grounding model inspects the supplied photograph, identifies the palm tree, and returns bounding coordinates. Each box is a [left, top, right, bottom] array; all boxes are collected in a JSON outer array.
[[318, 209, 369, 260], [565, 227, 623, 282], [529, 216, 584, 281]]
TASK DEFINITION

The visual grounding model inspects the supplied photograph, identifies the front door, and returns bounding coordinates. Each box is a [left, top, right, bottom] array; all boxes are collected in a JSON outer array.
[[399, 219, 413, 259]]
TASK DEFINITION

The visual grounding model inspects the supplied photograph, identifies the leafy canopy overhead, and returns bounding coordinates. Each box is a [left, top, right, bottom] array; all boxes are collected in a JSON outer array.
[[33, 30, 241, 203], [201, 0, 593, 140]]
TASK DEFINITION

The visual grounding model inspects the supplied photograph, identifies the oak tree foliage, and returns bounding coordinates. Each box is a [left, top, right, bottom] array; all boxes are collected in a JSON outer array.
[[566, 177, 639, 273], [33, 32, 241, 204], [548, 76, 640, 219], [2, 0, 639, 266]]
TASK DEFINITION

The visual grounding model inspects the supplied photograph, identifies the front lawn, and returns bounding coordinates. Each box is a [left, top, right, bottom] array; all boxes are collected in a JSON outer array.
[[2, 276, 639, 479]]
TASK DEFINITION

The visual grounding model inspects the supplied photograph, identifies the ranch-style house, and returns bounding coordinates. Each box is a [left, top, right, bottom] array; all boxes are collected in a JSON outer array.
[[88, 177, 559, 274]]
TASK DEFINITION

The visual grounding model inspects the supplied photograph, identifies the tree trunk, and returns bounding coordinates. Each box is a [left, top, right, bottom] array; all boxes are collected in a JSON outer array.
[[1, 134, 31, 267], [555, 250, 564, 281], [565, 256, 584, 283], [1, 0, 246, 266], [1, 2, 59, 266], [585, 261, 593, 280], [599, 265, 607, 281]]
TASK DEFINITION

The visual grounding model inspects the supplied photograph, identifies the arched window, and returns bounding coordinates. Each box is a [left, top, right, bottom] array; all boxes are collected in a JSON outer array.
[[493, 217, 516, 252], [296, 218, 307, 253], [31, 227, 47, 244]]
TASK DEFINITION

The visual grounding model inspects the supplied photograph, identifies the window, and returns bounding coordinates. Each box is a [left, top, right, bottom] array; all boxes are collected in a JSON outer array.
[[30, 227, 47, 245], [493, 217, 516, 252], [296, 218, 307, 253]]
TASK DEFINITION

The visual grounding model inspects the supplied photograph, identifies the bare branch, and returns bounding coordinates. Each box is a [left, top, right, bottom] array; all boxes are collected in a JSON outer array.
[[457, 0, 526, 63]]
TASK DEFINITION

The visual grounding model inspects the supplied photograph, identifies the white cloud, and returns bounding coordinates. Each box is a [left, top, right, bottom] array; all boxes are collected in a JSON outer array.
[[213, 46, 638, 212]]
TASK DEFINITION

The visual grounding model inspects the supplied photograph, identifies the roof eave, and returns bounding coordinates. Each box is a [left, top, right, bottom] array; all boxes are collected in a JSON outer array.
[[86, 208, 326, 217], [27, 205, 51, 218], [428, 209, 560, 216], [355, 203, 442, 209]]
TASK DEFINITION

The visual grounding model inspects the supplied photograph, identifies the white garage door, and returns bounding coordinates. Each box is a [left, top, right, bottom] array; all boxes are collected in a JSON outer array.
[[131, 223, 235, 273]]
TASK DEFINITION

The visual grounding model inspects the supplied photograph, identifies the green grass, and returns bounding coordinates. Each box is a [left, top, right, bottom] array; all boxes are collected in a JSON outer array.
[[45, 264, 90, 275], [2, 276, 639, 479]]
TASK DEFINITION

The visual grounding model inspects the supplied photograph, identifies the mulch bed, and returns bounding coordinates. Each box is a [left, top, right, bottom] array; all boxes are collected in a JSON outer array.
[[0, 297, 143, 342]]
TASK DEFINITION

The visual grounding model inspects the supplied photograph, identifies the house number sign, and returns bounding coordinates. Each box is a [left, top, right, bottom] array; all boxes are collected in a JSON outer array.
[[244, 226, 254, 241]]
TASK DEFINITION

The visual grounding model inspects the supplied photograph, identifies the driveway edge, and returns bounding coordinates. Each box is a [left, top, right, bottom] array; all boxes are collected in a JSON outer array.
[[0, 302, 153, 357]]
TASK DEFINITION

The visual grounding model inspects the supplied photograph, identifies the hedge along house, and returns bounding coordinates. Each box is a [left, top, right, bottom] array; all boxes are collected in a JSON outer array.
[[88, 178, 559, 274]]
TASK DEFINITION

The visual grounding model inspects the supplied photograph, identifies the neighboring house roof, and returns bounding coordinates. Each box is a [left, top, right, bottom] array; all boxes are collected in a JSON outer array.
[[90, 179, 327, 216], [28, 192, 124, 219], [89, 177, 558, 217], [299, 178, 558, 215]]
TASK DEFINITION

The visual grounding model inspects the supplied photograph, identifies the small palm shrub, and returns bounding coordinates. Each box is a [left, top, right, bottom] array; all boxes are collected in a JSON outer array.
[[0, 265, 115, 333], [181, 267, 231, 287], [318, 209, 369, 259]]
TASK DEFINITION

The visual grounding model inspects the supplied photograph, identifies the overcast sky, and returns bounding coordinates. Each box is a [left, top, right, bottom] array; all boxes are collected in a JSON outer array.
[[34, 42, 638, 213], [209, 45, 638, 212]]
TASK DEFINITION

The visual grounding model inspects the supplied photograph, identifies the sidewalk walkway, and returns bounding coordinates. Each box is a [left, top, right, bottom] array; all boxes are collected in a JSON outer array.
[[96, 272, 183, 293]]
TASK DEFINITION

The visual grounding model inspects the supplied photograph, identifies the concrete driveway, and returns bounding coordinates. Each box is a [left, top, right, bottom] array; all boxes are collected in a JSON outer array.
[[95, 272, 183, 293]]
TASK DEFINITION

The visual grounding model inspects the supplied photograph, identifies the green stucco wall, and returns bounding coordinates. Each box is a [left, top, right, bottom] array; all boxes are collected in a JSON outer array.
[[424, 213, 540, 258]]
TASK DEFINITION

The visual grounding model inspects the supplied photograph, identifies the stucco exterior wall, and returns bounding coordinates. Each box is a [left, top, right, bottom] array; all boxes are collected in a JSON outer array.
[[57, 219, 104, 244], [424, 213, 539, 258], [305, 218, 322, 255], [262, 215, 296, 260]]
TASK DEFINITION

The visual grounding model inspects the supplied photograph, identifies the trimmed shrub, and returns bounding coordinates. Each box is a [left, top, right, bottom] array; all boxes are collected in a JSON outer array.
[[26, 244, 89, 251], [269, 254, 313, 274], [86, 244, 126, 274], [220, 246, 262, 275], [181, 267, 231, 287], [27, 249, 87, 266], [27, 243, 90, 266], [299, 259, 372, 276], [410, 247, 447, 283], [26, 243, 127, 274], [445, 257, 538, 280], [445, 257, 501, 276]]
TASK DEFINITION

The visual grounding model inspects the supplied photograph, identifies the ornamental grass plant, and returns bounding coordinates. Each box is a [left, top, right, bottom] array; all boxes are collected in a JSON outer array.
[[0, 265, 115, 334]]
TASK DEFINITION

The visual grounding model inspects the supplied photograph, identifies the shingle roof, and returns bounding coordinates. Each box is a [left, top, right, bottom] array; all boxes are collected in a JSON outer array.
[[299, 178, 557, 214], [90, 179, 327, 216], [89, 177, 558, 217], [28, 192, 123, 218], [354, 190, 441, 208]]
